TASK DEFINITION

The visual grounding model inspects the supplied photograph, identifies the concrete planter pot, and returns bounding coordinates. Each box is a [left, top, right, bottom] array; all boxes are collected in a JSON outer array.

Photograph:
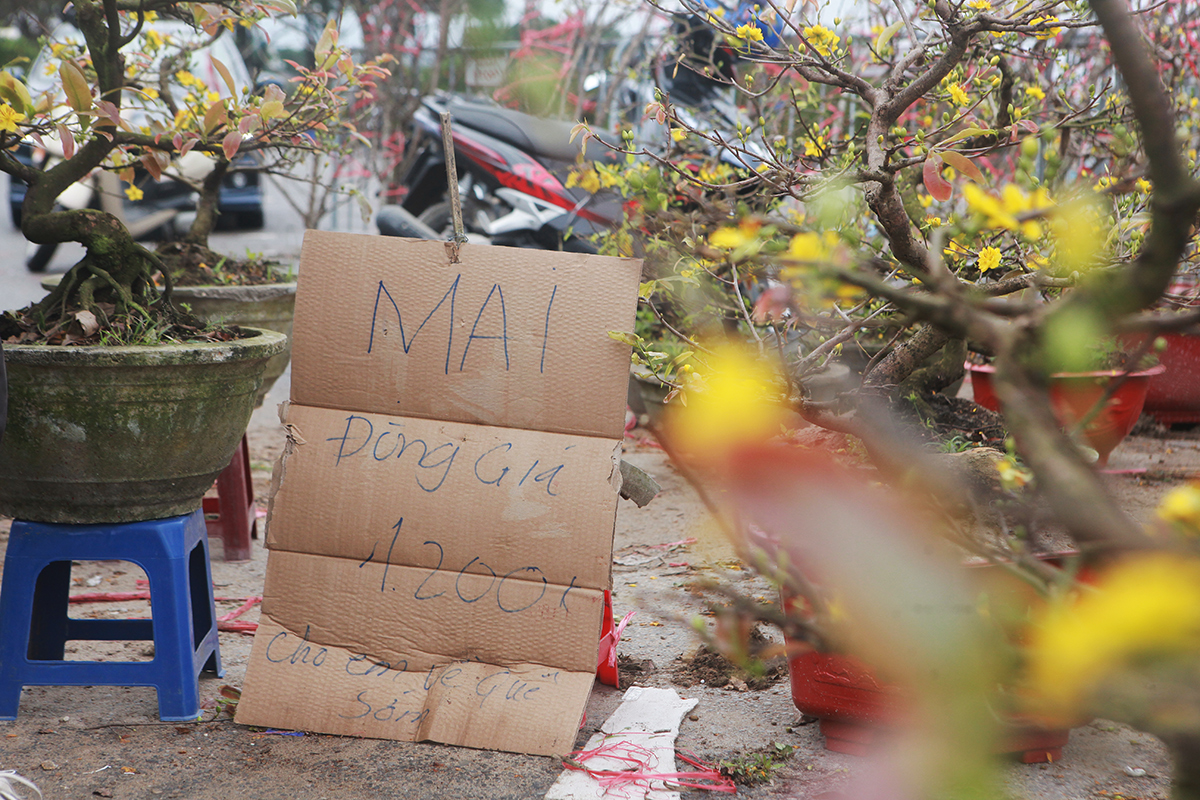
[[171, 283, 296, 407], [42, 278, 297, 407], [0, 328, 288, 524]]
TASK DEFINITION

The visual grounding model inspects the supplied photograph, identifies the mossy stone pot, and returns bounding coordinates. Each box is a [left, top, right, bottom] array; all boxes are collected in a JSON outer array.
[[40, 278, 297, 408], [172, 283, 296, 407], [0, 328, 287, 524]]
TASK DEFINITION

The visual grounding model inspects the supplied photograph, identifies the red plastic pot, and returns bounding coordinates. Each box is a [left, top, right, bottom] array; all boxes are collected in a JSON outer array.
[[966, 362, 1164, 466], [1140, 332, 1200, 424], [785, 554, 1088, 764]]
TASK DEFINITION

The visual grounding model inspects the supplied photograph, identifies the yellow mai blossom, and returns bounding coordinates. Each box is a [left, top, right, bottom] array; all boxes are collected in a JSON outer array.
[[785, 230, 839, 263], [963, 182, 1052, 239], [966, 0, 991, 9], [125, 184, 145, 202], [1025, 85, 1045, 101], [735, 23, 764, 42], [1027, 554, 1200, 720], [666, 345, 789, 461], [1029, 15, 1062, 39], [803, 135, 825, 157], [144, 28, 164, 51], [948, 82, 970, 106], [802, 25, 840, 58], [1136, 178, 1152, 194], [709, 218, 762, 250], [1157, 483, 1200, 533], [565, 167, 600, 194], [0, 102, 25, 133], [977, 245, 1002, 273], [670, 127, 687, 143], [176, 70, 200, 88], [1093, 175, 1118, 192]]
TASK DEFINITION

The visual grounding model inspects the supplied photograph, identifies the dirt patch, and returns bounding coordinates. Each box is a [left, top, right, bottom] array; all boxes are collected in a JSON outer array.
[[670, 636, 788, 692], [156, 241, 292, 287]]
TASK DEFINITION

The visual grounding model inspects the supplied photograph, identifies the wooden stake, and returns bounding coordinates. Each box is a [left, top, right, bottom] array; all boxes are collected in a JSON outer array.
[[439, 111, 466, 263]]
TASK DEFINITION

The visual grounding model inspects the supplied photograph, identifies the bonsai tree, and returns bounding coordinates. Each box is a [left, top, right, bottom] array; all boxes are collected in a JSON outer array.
[[0, 0, 390, 342], [578, 0, 1200, 794]]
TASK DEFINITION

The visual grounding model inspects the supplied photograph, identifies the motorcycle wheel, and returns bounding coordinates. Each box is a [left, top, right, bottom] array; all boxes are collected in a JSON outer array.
[[417, 201, 492, 243]]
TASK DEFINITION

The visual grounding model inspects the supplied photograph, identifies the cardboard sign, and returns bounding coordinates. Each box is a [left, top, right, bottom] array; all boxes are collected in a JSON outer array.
[[235, 232, 642, 756], [288, 233, 638, 439]]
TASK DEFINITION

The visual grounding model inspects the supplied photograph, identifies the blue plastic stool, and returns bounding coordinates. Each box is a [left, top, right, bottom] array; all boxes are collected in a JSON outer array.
[[0, 509, 223, 721]]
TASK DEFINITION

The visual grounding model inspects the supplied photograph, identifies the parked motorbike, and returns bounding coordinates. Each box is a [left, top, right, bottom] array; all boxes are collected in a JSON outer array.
[[383, 10, 772, 253]]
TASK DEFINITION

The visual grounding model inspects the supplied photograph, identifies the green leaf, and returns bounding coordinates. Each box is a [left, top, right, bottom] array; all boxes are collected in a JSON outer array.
[[940, 127, 991, 146], [608, 330, 642, 346], [59, 59, 92, 114], [874, 20, 903, 53], [211, 56, 239, 100], [0, 71, 33, 115]]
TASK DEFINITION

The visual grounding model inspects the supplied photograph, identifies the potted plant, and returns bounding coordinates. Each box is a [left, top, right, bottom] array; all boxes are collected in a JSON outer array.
[[965, 351, 1165, 467], [0, 0, 385, 522]]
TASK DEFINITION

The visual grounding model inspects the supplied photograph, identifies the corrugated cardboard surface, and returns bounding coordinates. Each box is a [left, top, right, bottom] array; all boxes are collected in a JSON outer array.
[[265, 403, 622, 590], [289, 232, 641, 439], [236, 232, 642, 755], [239, 617, 595, 756]]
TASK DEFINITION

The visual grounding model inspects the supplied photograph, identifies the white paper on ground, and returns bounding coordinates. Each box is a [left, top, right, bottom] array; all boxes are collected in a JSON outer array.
[[544, 687, 699, 800]]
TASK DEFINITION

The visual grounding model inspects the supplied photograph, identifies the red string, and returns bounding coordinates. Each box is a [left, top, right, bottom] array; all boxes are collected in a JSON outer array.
[[562, 740, 737, 794]]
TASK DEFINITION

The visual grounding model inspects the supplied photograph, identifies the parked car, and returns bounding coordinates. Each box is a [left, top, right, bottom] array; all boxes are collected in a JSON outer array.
[[8, 20, 264, 236]]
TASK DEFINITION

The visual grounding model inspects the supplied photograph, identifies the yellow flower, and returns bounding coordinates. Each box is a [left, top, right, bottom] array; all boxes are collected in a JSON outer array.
[[801, 25, 840, 58], [565, 168, 600, 194], [1027, 554, 1200, 720], [1029, 15, 1062, 39], [709, 219, 761, 250], [666, 345, 789, 461], [948, 83, 970, 106], [1025, 85, 1045, 101], [786, 230, 839, 262], [0, 102, 25, 133], [963, 182, 1051, 239], [1136, 178, 1152, 194], [803, 135, 824, 157], [176, 70, 199, 88], [670, 127, 687, 143], [977, 245, 1002, 273], [925, 216, 942, 228], [735, 23, 764, 42], [1157, 484, 1200, 531], [125, 184, 145, 202], [966, 0, 991, 8]]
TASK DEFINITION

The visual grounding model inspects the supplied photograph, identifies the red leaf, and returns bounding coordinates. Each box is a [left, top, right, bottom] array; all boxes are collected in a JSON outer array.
[[923, 154, 953, 201], [57, 125, 75, 159], [141, 152, 162, 181], [222, 131, 242, 160]]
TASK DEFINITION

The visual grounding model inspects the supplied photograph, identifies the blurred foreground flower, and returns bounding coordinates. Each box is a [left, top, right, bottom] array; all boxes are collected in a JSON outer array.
[[1027, 554, 1200, 721], [664, 346, 789, 463]]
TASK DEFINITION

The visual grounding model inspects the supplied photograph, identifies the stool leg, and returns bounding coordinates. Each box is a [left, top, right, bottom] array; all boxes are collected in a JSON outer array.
[[147, 550, 202, 722], [213, 435, 255, 561], [29, 560, 72, 660], [189, 538, 223, 678], [0, 545, 50, 719]]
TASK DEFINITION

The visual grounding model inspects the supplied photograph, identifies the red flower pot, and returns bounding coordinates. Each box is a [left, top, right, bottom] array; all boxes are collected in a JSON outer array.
[[1140, 332, 1200, 424], [785, 555, 1089, 763], [966, 362, 1164, 466]]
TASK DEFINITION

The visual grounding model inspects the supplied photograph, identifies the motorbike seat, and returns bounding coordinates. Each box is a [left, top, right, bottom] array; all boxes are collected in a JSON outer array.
[[446, 99, 619, 165]]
